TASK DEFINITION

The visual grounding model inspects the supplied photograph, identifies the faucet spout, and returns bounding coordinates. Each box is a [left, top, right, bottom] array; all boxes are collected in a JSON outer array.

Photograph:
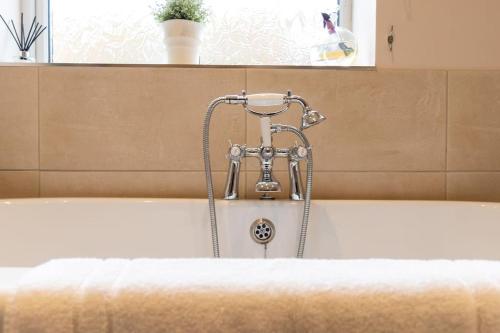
[[256, 147, 282, 198]]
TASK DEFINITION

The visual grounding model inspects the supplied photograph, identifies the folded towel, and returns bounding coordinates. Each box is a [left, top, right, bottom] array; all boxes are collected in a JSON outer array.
[[449, 261, 500, 332], [4, 259, 102, 333], [0, 268, 29, 333], [0, 285, 14, 333], [5, 259, 500, 333]]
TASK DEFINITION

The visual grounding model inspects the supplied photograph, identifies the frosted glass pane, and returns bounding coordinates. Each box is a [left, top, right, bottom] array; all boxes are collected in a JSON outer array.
[[51, 0, 338, 65]]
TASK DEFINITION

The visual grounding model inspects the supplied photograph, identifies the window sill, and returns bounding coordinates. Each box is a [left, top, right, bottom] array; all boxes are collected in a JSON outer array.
[[0, 63, 376, 71]]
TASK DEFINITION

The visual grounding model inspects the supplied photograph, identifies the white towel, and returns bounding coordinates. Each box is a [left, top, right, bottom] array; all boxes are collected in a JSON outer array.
[[5, 259, 500, 333], [448, 261, 500, 333], [0, 268, 29, 333], [4, 259, 101, 333]]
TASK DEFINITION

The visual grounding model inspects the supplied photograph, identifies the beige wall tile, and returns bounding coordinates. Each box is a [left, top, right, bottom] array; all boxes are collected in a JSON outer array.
[[448, 71, 500, 170], [334, 70, 447, 171], [39, 67, 246, 171], [311, 172, 446, 200], [0, 171, 39, 198], [246, 171, 445, 200], [447, 172, 500, 202], [0, 67, 38, 169], [246, 69, 447, 171], [40, 171, 235, 198]]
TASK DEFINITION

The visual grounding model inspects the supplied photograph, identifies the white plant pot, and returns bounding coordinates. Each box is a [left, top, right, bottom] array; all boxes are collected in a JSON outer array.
[[162, 19, 204, 64]]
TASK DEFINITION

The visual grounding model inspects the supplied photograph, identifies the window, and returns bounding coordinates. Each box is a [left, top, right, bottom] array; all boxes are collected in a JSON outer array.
[[46, 0, 375, 66]]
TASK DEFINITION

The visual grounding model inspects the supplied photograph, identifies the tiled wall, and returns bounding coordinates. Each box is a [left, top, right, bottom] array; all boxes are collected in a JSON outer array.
[[0, 65, 499, 201]]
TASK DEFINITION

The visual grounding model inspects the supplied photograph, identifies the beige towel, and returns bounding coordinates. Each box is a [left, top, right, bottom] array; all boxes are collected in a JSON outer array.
[[448, 261, 500, 333], [6, 259, 500, 333], [0, 284, 14, 333], [0, 268, 29, 333]]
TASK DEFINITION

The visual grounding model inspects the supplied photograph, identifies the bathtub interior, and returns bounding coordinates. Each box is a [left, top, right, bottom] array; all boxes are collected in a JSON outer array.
[[1, 199, 500, 269]]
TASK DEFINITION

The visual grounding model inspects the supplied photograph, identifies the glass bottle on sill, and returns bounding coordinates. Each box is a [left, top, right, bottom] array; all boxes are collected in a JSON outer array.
[[310, 12, 357, 66]]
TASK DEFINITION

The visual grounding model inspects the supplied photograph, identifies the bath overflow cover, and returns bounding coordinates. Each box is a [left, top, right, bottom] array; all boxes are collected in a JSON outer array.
[[250, 218, 275, 244]]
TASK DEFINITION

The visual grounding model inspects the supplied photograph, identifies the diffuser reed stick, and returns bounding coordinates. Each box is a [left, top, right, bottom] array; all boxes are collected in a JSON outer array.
[[0, 13, 47, 60]]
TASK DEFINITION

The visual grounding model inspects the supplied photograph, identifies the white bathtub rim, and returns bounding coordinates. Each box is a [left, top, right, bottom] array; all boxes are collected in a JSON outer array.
[[0, 197, 499, 208]]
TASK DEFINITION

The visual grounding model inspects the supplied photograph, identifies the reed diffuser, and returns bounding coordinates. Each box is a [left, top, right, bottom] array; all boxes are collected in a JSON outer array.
[[0, 13, 47, 62]]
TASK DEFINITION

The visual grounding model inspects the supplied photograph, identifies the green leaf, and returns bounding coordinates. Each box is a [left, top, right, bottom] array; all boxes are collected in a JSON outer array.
[[153, 0, 208, 23]]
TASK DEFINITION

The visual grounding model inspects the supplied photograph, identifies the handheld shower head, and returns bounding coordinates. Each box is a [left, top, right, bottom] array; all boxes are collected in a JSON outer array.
[[284, 94, 326, 130], [302, 109, 326, 129]]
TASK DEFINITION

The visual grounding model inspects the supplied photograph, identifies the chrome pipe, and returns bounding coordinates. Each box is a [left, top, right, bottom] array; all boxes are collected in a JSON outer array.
[[288, 158, 304, 201], [223, 145, 244, 200], [224, 159, 241, 200], [288, 146, 308, 201]]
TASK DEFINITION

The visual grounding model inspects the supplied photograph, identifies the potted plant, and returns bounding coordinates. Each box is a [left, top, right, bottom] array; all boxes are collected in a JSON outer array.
[[154, 0, 208, 64]]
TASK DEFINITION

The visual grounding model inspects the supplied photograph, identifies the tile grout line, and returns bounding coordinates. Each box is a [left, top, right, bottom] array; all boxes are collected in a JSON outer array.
[[31, 169, 496, 173], [0, 169, 42, 172], [37, 66, 41, 198], [244, 68, 248, 198], [445, 70, 449, 200]]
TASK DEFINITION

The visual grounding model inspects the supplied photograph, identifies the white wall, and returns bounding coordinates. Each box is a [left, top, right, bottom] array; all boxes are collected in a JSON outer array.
[[0, 0, 20, 62], [376, 0, 500, 69]]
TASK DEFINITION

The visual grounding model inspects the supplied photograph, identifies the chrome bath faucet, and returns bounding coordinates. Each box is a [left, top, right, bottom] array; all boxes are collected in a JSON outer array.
[[223, 91, 326, 201], [203, 90, 326, 258]]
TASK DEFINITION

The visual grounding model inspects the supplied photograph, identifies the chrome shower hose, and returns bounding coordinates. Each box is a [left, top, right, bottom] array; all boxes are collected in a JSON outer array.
[[203, 97, 226, 258]]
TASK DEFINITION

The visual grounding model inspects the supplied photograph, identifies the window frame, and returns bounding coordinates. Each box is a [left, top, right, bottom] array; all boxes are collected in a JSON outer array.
[[20, 0, 51, 62], [339, 0, 353, 30]]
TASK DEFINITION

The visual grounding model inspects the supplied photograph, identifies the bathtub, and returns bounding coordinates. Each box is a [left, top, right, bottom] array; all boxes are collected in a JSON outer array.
[[2, 198, 500, 333], [1, 198, 500, 269]]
